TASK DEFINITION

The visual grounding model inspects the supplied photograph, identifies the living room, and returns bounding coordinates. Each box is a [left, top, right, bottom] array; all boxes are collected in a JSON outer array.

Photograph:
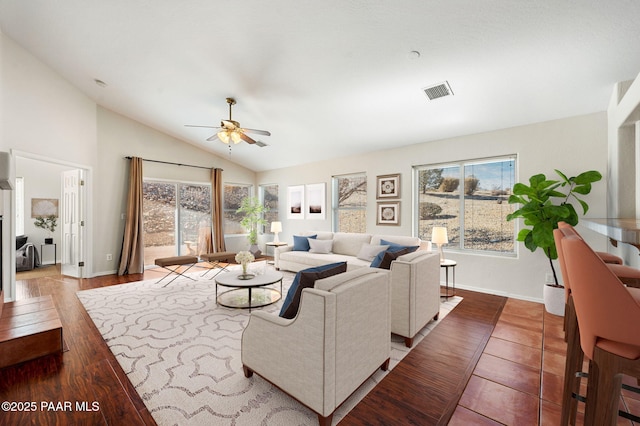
[[2, 2, 640, 425]]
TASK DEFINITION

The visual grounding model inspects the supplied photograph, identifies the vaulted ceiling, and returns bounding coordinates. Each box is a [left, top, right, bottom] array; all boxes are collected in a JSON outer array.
[[2, 1, 640, 171]]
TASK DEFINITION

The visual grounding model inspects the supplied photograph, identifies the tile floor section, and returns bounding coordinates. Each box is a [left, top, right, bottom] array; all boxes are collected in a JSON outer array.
[[448, 298, 640, 425]]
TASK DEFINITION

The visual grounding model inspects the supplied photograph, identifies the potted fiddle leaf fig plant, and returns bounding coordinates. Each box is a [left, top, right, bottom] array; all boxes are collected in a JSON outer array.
[[237, 196, 268, 257], [506, 169, 602, 315]]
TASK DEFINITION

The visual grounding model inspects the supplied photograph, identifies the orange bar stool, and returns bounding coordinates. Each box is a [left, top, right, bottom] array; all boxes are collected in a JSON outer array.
[[562, 234, 640, 425], [554, 224, 640, 425]]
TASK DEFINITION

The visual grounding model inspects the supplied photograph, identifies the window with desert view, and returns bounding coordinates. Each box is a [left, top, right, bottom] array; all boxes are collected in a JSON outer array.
[[414, 156, 516, 255]]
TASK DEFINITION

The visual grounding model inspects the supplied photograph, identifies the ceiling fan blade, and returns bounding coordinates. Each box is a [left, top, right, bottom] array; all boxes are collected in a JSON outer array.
[[239, 132, 257, 144], [206, 134, 219, 141], [242, 128, 271, 136], [185, 124, 221, 129]]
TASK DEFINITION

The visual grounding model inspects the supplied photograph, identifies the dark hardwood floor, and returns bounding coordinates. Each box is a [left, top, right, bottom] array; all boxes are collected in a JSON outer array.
[[0, 268, 506, 425]]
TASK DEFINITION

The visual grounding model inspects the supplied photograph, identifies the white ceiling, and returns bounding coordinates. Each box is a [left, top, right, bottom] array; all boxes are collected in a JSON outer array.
[[2, 1, 640, 172]]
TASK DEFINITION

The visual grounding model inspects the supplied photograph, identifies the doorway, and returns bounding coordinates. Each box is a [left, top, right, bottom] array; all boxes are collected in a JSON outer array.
[[12, 153, 90, 286]]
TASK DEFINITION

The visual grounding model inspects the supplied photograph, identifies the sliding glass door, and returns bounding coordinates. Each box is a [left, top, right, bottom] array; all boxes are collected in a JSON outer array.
[[142, 180, 211, 266]]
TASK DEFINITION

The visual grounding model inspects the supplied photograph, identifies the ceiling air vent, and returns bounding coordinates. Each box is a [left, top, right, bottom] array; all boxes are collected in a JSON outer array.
[[423, 81, 454, 101]]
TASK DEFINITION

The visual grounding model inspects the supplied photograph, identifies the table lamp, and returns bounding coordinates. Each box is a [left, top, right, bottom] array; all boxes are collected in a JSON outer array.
[[270, 221, 282, 243], [431, 226, 448, 262]]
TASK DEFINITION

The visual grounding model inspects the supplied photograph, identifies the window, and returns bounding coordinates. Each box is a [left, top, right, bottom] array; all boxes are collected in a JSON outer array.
[[142, 180, 212, 266], [223, 183, 251, 235], [332, 173, 367, 233], [260, 184, 278, 233], [414, 156, 516, 255]]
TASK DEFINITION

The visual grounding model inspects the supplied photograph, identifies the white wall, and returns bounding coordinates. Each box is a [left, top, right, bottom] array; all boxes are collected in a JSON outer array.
[[257, 112, 609, 301], [0, 31, 257, 286], [95, 107, 256, 275]]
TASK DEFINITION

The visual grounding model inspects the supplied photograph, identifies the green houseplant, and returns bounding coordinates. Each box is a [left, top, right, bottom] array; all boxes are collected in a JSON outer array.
[[237, 196, 268, 257], [34, 214, 58, 244], [506, 169, 602, 288]]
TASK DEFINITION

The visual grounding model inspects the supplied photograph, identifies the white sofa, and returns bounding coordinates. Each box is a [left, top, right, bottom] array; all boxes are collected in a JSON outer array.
[[389, 250, 441, 347], [275, 232, 441, 348], [241, 267, 391, 426], [275, 231, 426, 272]]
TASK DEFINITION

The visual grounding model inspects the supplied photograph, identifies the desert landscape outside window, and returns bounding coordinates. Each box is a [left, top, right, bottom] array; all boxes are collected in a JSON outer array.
[[414, 156, 516, 255]]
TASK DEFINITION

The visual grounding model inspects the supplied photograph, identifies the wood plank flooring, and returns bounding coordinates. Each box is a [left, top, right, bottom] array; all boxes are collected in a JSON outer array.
[[0, 267, 544, 425]]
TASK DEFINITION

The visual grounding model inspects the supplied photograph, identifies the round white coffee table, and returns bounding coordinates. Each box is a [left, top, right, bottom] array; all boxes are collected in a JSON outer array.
[[214, 271, 283, 310]]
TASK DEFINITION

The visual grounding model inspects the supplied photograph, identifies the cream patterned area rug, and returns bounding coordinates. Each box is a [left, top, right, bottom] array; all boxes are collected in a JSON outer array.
[[77, 265, 461, 425]]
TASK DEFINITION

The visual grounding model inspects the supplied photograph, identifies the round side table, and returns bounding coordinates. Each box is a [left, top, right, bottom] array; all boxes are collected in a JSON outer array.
[[440, 259, 456, 298]]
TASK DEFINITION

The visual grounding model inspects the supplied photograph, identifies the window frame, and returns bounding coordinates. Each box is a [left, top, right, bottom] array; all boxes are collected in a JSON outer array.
[[141, 178, 212, 266], [413, 155, 517, 257], [259, 183, 279, 234], [223, 183, 253, 236]]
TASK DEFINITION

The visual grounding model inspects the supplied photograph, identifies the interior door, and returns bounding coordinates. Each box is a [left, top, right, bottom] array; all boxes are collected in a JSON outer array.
[[61, 169, 84, 277]]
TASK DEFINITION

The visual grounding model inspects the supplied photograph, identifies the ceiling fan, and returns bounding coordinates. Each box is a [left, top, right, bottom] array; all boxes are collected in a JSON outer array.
[[185, 98, 271, 146]]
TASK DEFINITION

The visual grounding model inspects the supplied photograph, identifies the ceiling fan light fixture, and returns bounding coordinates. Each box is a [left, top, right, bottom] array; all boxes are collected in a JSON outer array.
[[217, 131, 230, 144], [231, 131, 242, 144]]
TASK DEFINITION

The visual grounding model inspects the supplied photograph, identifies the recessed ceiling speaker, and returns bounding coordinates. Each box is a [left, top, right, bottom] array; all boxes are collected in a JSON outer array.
[[0, 151, 13, 190]]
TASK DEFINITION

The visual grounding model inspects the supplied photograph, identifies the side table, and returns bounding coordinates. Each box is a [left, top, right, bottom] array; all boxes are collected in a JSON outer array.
[[265, 241, 287, 264], [40, 243, 57, 266], [440, 259, 456, 298]]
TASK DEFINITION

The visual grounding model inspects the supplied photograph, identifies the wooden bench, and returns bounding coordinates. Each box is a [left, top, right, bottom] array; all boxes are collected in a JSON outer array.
[[200, 252, 237, 278], [154, 255, 199, 286], [0, 295, 63, 369]]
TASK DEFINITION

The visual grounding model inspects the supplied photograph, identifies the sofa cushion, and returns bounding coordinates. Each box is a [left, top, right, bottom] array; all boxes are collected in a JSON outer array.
[[278, 250, 370, 270], [370, 242, 419, 268], [378, 247, 414, 270], [380, 239, 420, 254], [371, 234, 421, 247], [356, 243, 389, 262], [293, 234, 317, 251], [279, 261, 347, 319], [332, 233, 372, 256], [16, 235, 28, 250], [308, 238, 333, 254]]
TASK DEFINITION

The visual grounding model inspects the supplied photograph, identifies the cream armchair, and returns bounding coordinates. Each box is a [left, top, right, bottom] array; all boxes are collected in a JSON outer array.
[[390, 250, 441, 347], [241, 268, 391, 426]]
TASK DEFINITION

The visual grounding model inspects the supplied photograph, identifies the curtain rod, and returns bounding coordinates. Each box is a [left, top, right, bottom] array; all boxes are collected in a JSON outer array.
[[124, 156, 222, 171]]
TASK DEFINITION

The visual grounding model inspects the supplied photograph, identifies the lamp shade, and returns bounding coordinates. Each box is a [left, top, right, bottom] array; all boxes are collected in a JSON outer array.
[[217, 131, 230, 144], [230, 131, 242, 144], [270, 221, 282, 233], [431, 227, 448, 244]]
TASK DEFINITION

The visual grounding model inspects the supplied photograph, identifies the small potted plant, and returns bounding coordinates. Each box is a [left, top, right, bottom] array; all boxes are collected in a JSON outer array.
[[237, 196, 268, 257], [506, 169, 602, 315], [34, 214, 58, 244]]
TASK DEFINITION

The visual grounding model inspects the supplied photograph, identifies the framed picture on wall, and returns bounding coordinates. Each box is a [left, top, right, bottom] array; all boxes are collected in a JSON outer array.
[[305, 183, 326, 219], [31, 198, 59, 218], [376, 201, 400, 226], [287, 185, 305, 219], [376, 173, 401, 199]]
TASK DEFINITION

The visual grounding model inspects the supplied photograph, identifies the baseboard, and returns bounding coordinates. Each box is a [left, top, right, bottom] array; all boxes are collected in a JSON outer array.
[[454, 283, 543, 304]]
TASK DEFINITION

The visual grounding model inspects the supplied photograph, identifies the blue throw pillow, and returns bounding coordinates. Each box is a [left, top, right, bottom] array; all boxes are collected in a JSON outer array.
[[370, 241, 419, 268], [380, 239, 419, 254], [293, 234, 317, 251], [279, 262, 347, 319]]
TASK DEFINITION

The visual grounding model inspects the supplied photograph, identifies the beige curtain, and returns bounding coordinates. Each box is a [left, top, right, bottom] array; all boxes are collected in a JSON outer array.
[[211, 168, 226, 252], [118, 157, 145, 274]]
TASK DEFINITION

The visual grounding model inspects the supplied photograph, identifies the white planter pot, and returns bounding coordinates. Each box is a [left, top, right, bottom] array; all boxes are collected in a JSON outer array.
[[543, 284, 565, 316]]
